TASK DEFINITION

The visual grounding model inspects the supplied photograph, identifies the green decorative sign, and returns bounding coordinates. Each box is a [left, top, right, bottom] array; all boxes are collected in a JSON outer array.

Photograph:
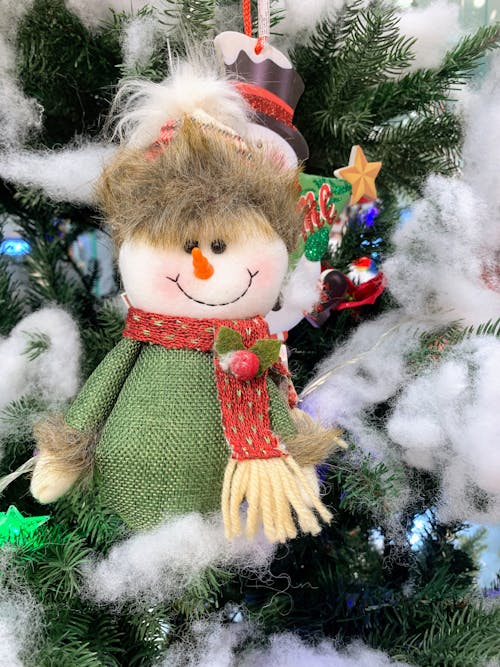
[[291, 173, 352, 266]]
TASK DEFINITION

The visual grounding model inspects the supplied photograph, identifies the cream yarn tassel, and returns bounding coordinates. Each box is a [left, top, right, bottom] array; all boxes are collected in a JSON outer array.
[[221, 455, 332, 543]]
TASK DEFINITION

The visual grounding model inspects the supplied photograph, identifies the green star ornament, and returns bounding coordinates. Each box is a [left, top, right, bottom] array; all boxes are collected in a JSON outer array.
[[0, 505, 50, 546]]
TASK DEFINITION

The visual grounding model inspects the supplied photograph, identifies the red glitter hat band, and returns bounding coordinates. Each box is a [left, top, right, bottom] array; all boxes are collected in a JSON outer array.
[[235, 82, 296, 129]]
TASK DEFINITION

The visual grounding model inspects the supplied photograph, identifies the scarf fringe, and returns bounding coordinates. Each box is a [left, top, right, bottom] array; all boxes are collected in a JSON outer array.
[[221, 456, 332, 543]]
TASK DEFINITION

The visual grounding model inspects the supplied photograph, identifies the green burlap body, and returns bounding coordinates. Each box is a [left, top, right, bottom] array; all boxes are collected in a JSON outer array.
[[65, 337, 296, 529]]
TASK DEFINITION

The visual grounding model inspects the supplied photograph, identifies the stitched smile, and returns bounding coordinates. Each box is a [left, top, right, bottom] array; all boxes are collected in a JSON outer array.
[[166, 269, 259, 306]]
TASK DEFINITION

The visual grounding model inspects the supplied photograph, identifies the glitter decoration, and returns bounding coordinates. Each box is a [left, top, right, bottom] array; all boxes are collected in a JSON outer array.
[[304, 226, 330, 261], [236, 83, 295, 128]]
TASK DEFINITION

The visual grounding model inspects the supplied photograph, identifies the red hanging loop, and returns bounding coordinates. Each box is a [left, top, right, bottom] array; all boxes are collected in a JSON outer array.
[[242, 0, 252, 37], [255, 36, 265, 54]]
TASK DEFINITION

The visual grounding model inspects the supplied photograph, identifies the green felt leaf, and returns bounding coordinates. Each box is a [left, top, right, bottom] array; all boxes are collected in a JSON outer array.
[[214, 327, 245, 355], [250, 339, 282, 376]]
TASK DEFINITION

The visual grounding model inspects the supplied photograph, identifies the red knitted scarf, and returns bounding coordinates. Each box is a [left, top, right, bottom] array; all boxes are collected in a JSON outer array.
[[123, 307, 287, 462]]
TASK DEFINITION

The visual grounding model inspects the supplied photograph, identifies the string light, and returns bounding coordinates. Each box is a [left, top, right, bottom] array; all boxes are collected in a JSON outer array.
[[0, 238, 31, 257]]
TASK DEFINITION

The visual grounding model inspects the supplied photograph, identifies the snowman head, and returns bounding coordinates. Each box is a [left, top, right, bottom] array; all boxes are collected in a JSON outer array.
[[97, 117, 303, 319], [214, 31, 309, 168], [118, 212, 289, 319]]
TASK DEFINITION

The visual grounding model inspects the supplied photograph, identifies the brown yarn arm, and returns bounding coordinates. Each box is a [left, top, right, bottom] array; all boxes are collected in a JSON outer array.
[[33, 415, 98, 476], [284, 409, 346, 466]]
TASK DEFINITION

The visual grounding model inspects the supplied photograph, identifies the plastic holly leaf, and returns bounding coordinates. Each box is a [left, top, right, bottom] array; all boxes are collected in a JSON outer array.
[[250, 339, 282, 376], [215, 327, 245, 355], [0, 505, 50, 547], [304, 226, 330, 261]]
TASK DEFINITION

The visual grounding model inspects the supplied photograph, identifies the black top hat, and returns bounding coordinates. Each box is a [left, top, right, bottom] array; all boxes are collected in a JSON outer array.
[[214, 31, 309, 162]]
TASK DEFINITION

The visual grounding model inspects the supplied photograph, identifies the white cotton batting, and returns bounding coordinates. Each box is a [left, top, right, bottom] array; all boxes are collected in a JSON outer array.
[[83, 513, 275, 605], [64, 0, 165, 31], [121, 14, 165, 72], [302, 310, 433, 437], [383, 177, 500, 327], [387, 336, 500, 523], [162, 618, 248, 667], [461, 54, 500, 212], [384, 56, 500, 326], [271, 0, 349, 52], [0, 144, 116, 205], [274, 0, 337, 35], [0, 307, 81, 415], [0, 1, 41, 148], [0, 554, 41, 667], [160, 616, 411, 667], [241, 636, 411, 667], [397, 0, 462, 72], [0, 594, 38, 667]]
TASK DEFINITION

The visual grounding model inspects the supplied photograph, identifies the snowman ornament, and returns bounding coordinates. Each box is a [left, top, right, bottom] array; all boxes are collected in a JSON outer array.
[[215, 31, 324, 337], [30, 55, 339, 544]]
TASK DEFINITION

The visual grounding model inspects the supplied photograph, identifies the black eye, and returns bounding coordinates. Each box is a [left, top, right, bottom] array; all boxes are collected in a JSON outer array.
[[211, 239, 226, 254], [184, 240, 198, 254]]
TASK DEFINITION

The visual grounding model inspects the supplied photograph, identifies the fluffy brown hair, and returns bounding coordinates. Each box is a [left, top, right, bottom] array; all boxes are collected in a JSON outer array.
[[96, 117, 304, 251], [287, 409, 346, 465]]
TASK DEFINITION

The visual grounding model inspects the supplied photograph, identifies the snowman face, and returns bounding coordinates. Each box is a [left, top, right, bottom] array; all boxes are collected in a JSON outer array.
[[119, 228, 289, 319]]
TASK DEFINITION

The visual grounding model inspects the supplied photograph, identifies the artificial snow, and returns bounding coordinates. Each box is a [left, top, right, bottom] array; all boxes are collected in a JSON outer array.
[[461, 54, 500, 211], [64, 0, 165, 31], [0, 307, 81, 419], [383, 176, 499, 327], [302, 311, 429, 440], [0, 593, 36, 667], [0, 144, 116, 205], [271, 0, 462, 62], [83, 513, 275, 605], [0, 1, 41, 148], [161, 616, 411, 667], [388, 336, 500, 523], [274, 0, 336, 36], [305, 56, 500, 526], [241, 636, 411, 667], [397, 0, 462, 71], [383, 56, 500, 327], [0, 552, 41, 667], [121, 14, 165, 72]]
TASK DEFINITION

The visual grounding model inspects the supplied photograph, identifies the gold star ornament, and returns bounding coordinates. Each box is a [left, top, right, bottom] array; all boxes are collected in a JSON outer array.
[[334, 146, 382, 205]]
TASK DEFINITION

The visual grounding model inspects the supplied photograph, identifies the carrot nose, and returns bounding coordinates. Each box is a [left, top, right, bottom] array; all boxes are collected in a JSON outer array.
[[192, 247, 214, 280]]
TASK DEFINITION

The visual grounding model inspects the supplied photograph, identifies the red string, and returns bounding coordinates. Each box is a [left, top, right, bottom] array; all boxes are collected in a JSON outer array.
[[242, 0, 252, 37], [255, 36, 265, 54]]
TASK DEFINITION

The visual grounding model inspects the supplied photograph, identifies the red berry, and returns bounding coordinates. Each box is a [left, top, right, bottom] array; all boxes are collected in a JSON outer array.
[[229, 350, 260, 381]]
